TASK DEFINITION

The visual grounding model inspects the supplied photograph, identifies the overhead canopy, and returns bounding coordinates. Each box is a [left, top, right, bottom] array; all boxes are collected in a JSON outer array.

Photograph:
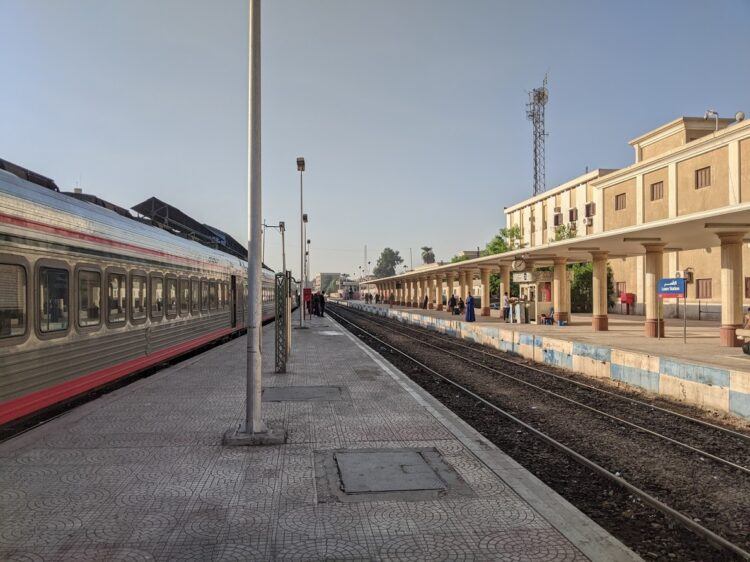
[[0, 157, 59, 192], [132, 196, 248, 261], [372, 201, 750, 283]]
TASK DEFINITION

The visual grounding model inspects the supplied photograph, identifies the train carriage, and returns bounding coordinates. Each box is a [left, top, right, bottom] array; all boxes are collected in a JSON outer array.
[[0, 166, 274, 426]]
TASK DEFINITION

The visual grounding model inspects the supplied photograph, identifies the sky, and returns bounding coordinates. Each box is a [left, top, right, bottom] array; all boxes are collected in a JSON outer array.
[[2, 0, 750, 280]]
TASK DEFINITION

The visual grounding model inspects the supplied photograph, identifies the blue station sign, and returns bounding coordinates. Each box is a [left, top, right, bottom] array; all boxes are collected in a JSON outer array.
[[658, 277, 686, 298]]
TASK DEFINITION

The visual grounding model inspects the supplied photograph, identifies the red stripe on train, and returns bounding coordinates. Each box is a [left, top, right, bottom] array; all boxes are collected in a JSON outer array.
[[0, 326, 241, 426]]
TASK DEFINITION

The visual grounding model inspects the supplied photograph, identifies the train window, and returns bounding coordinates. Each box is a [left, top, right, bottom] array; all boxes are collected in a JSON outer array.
[[209, 282, 218, 310], [201, 281, 208, 311], [131, 275, 147, 320], [166, 278, 178, 316], [108, 273, 126, 323], [150, 277, 164, 319], [180, 279, 190, 315], [0, 264, 26, 339], [191, 279, 200, 312], [78, 270, 101, 327], [39, 267, 69, 333]]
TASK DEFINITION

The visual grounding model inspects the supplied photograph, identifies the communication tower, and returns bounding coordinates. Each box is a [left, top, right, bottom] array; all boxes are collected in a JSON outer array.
[[526, 75, 549, 196]]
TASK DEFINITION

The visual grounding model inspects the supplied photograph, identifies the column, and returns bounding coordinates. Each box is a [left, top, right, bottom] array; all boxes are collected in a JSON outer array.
[[432, 275, 441, 310], [643, 243, 665, 337], [398, 283, 404, 305], [479, 267, 492, 316], [499, 265, 510, 301], [719, 232, 744, 347], [591, 251, 609, 331], [458, 271, 467, 301], [445, 272, 456, 305], [552, 257, 570, 323], [408, 280, 415, 307]]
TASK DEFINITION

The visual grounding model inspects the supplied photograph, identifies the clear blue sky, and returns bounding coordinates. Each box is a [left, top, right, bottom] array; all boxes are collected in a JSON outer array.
[[2, 1, 749, 278]]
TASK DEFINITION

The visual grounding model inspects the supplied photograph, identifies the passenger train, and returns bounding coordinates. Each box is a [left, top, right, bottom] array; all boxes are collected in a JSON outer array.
[[0, 164, 276, 427]]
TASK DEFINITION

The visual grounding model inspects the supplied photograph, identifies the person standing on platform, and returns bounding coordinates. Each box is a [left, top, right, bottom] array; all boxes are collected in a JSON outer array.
[[320, 291, 326, 317], [502, 292, 510, 322], [422, 294, 428, 309], [448, 293, 457, 315], [465, 293, 476, 322]]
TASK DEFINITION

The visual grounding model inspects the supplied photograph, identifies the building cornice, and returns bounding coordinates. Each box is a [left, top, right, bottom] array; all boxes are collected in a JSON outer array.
[[592, 119, 750, 190]]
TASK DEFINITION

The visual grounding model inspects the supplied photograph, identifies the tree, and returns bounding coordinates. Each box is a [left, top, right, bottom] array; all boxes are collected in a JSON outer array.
[[450, 254, 470, 263], [420, 246, 435, 264], [569, 263, 616, 313], [373, 248, 403, 278], [554, 224, 576, 241], [481, 225, 523, 297], [482, 225, 523, 256]]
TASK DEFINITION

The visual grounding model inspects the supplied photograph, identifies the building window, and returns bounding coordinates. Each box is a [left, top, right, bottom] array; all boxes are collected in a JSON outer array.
[[616, 282, 626, 297], [650, 181, 664, 201], [0, 264, 26, 338], [108, 273, 126, 324], [553, 213, 563, 227], [131, 275, 147, 320], [191, 279, 200, 312], [150, 276, 164, 318], [745, 277, 750, 299], [209, 282, 218, 310], [568, 208, 578, 222], [166, 278, 178, 316], [696, 278, 712, 299], [585, 202, 596, 217], [614, 193, 627, 211], [39, 267, 69, 333], [78, 270, 101, 327], [695, 166, 711, 189]]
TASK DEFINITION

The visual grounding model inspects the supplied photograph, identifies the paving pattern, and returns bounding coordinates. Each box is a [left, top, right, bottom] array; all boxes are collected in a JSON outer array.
[[0, 316, 628, 561]]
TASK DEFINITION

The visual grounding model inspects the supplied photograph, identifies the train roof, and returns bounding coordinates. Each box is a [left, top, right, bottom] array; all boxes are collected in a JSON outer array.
[[0, 166, 273, 276]]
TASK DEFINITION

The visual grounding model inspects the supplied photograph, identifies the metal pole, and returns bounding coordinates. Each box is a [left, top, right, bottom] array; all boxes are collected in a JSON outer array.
[[246, 0, 265, 434], [683, 297, 687, 344], [299, 169, 304, 328]]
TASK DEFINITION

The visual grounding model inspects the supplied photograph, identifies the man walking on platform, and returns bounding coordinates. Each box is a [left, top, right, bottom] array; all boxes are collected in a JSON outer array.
[[320, 291, 326, 317]]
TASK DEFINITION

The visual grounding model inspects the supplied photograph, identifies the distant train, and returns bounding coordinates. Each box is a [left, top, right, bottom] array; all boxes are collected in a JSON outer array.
[[0, 163, 277, 426]]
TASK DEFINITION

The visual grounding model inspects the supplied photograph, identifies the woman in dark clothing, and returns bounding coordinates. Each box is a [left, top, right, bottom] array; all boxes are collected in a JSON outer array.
[[465, 293, 476, 322], [448, 294, 457, 315]]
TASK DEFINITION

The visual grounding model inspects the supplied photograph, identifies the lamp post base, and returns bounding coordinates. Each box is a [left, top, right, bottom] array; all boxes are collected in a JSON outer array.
[[223, 424, 287, 446]]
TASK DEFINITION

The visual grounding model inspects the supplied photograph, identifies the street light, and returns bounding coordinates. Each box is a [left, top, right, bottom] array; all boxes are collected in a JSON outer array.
[[297, 158, 306, 329]]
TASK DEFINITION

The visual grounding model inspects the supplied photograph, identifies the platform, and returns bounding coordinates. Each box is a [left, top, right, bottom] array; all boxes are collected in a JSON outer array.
[[0, 316, 637, 561], [343, 301, 750, 420]]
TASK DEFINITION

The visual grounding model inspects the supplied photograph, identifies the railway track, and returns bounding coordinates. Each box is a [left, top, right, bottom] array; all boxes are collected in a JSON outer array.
[[328, 303, 750, 561]]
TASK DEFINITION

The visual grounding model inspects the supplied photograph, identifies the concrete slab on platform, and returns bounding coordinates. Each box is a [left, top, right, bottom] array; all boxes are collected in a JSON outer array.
[[0, 315, 638, 561]]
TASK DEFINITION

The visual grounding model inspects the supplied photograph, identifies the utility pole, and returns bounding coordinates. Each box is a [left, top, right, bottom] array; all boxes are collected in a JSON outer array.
[[224, 0, 284, 446], [297, 157, 306, 329]]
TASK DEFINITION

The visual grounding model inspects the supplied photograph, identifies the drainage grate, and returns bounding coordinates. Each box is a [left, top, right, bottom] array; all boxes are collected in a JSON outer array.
[[314, 447, 475, 503]]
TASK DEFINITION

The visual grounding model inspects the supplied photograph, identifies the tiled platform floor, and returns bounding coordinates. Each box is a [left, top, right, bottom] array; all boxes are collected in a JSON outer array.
[[0, 316, 638, 561]]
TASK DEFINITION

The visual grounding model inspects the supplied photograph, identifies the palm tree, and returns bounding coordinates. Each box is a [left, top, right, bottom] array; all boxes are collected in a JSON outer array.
[[421, 246, 435, 264]]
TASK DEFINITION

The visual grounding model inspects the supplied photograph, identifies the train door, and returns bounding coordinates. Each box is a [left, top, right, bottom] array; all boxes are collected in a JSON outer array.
[[230, 275, 237, 328]]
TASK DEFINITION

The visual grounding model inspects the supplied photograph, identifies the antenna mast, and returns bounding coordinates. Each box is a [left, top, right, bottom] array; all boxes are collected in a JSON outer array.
[[526, 75, 549, 196]]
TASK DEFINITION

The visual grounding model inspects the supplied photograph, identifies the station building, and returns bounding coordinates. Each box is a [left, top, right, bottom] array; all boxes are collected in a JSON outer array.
[[371, 114, 750, 347]]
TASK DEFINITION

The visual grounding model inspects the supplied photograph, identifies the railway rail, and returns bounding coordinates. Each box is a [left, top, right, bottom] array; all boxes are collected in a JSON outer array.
[[328, 303, 750, 561]]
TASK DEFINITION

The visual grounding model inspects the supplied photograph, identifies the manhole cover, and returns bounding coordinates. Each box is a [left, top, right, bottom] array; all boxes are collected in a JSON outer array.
[[314, 448, 475, 503], [336, 450, 445, 493], [262, 386, 347, 402]]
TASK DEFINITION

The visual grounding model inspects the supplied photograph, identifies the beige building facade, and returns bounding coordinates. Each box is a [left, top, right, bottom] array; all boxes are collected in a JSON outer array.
[[372, 114, 750, 347]]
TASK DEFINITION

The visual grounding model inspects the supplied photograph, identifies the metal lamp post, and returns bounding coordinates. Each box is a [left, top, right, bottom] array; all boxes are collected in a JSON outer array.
[[297, 157, 306, 328]]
